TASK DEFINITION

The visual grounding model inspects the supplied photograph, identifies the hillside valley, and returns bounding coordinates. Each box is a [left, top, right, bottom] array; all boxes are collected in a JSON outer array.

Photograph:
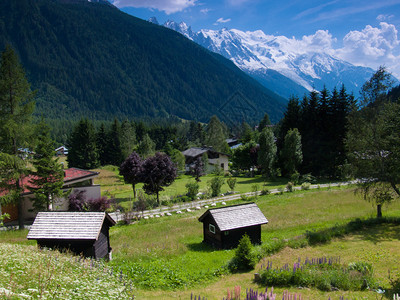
[[0, 0, 286, 125]]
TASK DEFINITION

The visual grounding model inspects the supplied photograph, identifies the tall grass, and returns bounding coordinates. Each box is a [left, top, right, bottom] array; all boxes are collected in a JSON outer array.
[[0, 243, 134, 299]]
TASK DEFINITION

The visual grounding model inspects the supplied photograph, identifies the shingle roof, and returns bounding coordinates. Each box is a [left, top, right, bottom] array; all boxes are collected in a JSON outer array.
[[27, 212, 115, 240], [199, 203, 268, 231], [181, 147, 210, 158]]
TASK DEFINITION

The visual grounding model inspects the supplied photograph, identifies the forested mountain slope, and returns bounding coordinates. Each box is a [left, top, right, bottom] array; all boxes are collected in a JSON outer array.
[[0, 0, 286, 124]]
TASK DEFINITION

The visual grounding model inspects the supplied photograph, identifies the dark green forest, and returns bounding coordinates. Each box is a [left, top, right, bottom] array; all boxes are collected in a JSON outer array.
[[0, 0, 286, 136]]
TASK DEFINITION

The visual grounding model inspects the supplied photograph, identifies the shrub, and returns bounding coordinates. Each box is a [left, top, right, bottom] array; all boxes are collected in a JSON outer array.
[[251, 184, 259, 197], [226, 176, 237, 191], [286, 182, 294, 192], [209, 177, 225, 197], [185, 181, 200, 200], [290, 171, 300, 185], [86, 196, 114, 211], [260, 188, 270, 196], [300, 173, 316, 184], [228, 234, 256, 272], [301, 182, 311, 190]]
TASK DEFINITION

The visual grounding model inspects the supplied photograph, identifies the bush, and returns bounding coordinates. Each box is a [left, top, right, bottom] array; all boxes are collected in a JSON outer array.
[[300, 173, 316, 184], [185, 181, 199, 200], [228, 234, 256, 272], [286, 182, 294, 192], [226, 177, 237, 191], [290, 171, 300, 185], [68, 190, 114, 212], [260, 188, 270, 196], [209, 177, 225, 197], [301, 182, 311, 190]]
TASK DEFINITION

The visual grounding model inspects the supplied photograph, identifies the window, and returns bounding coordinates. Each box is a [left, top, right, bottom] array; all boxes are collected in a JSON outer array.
[[220, 163, 224, 169], [209, 224, 216, 234]]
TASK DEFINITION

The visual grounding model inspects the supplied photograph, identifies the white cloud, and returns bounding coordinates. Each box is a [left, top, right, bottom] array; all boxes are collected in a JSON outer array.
[[377, 14, 394, 21], [335, 22, 400, 78], [213, 17, 231, 25], [200, 8, 210, 14], [111, 0, 197, 14], [300, 30, 337, 52]]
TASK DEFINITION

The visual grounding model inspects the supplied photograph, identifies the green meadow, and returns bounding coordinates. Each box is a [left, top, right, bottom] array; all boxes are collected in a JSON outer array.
[[2, 185, 400, 299]]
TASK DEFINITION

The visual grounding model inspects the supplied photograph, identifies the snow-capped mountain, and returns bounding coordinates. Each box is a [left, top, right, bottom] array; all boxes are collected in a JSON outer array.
[[154, 18, 374, 99]]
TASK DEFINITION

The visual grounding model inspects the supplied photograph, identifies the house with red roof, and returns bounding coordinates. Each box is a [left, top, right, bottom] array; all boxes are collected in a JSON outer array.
[[1, 168, 100, 223]]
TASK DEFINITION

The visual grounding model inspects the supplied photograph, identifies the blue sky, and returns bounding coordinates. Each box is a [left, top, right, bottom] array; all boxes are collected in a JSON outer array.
[[111, 0, 400, 78]]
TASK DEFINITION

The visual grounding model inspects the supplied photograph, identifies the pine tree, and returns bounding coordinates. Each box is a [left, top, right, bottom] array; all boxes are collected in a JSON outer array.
[[105, 119, 124, 166], [29, 120, 64, 211], [280, 128, 303, 177], [258, 113, 271, 132], [205, 115, 229, 153], [0, 45, 36, 229], [96, 123, 108, 166], [258, 127, 277, 178], [136, 133, 155, 158], [67, 119, 99, 169], [120, 120, 136, 160]]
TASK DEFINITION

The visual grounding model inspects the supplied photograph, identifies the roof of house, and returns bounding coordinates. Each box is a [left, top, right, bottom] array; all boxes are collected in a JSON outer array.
[[27, 212, 115, 241], [198, 203, 268, 231], [182, 147, 229, 158], [55, 146, 68, 151], [0, 168, 99, 196]]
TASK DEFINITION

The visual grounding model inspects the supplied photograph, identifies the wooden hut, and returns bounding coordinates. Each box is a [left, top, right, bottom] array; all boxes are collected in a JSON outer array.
[[198, 203, 268, 249], [27, 212, 116, 260]]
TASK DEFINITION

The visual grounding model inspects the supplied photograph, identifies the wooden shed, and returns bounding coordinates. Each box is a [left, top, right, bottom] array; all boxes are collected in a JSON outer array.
[[198, 203, 268, 249], [27, 212, 116, 260]]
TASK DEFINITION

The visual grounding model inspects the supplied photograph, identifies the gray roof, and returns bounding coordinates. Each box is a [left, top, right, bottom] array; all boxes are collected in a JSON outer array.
[[181, 147, 210, 158], [27, 212, 115, 241], [199, 203, 268, 231]]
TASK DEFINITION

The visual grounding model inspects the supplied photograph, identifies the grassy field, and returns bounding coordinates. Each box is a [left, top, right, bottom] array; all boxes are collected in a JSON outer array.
[[92, 165, 302, 209], [2, 186, 400, 299]]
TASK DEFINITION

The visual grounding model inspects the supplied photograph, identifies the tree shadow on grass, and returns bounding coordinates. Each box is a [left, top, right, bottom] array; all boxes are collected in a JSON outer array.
[[352, 223, 400, 244], [187, 241, 220, 253]]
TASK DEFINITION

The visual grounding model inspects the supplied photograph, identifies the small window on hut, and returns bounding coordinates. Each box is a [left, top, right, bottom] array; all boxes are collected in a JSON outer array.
[[209, 224, 216, 234]]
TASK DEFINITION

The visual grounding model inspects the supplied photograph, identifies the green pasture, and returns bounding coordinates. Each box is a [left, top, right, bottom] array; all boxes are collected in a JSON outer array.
[[1, 187, 400, 299]]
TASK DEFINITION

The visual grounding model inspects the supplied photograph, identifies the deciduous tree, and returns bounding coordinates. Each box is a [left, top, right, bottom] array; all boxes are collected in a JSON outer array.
[[258, 127, 277, 178], [119, 151, 143, 200], [141, 152, 177, 204]]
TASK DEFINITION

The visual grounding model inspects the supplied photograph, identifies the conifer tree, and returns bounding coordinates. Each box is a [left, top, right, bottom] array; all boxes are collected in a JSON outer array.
[[120, 120, 136, 159], [0, 45, 35, 229], [29, 120, 64, 211], [258, 113, 271, 132], [136, 133, 155, 158], [280, 128, 303, 177], [105, 119, 124, 166], [67, 119, 99, 169], [258, 127, 277, 178], [96, 123, 108, 166], [205, 115, 229, 153]]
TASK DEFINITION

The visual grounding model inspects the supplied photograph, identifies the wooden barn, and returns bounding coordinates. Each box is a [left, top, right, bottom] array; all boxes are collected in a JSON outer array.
[[27, 212, 116, 260], [198, 203, 268, 249]]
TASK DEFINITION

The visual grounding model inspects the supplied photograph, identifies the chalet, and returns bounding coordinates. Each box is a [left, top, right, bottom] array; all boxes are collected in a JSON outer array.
[[198, 203, 268, 249], [181, 147, 229, 173], [0, 168, 100, 223], [55, 146, 68, 156], [27, 211, 115, 260]]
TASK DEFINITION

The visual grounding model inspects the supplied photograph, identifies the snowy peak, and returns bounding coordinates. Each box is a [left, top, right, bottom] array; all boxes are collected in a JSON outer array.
[[162, 20, 374, 98], [163, 20, 194, 40]]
